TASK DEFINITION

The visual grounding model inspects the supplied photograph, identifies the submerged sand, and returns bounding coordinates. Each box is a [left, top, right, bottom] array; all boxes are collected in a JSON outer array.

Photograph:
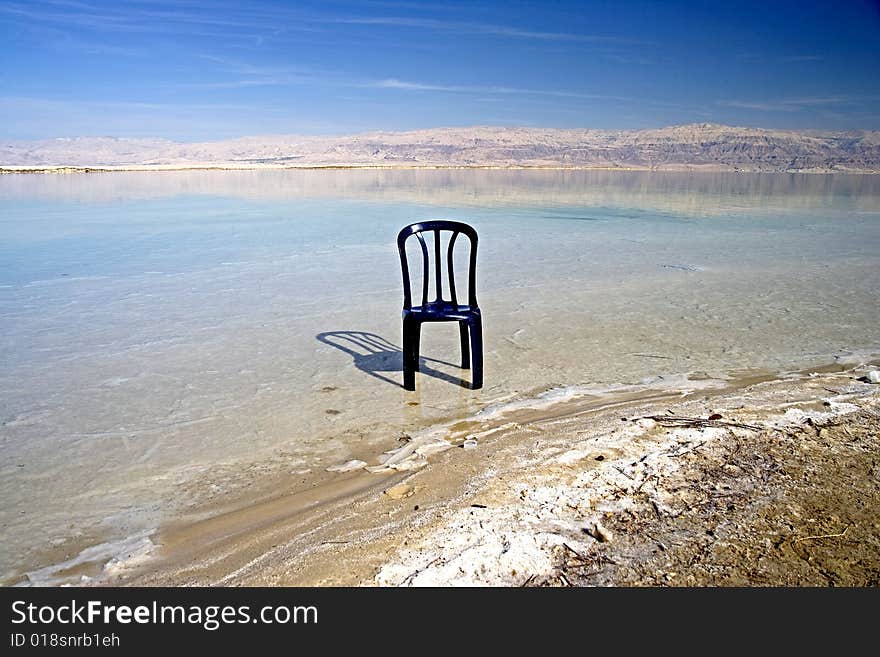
[[88, 360, 880, 587]]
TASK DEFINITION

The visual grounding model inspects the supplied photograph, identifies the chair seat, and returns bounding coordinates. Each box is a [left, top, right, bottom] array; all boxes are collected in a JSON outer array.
[[404, 302, 480, 322]]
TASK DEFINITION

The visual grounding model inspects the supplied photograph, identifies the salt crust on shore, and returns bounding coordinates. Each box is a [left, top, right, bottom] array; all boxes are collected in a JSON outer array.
[[374, 369, 879, 586]]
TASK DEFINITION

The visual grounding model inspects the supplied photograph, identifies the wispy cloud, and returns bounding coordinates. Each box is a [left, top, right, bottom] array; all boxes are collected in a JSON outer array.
[[177, 66, 640, 103], [185, 54, 326, 88], [372, 78, 631, 101], [346, 0, 469, 11], [0, 95, 348, 140], [205, 57, 322, 78], [375, 79, 476, 92], [0, 0, 319, 41], [600, 53, 661, 66], [718, 96, 850, 112], [371, 78, 708, 117], [782, 97, 850, 106], [736, 52, 825, 64], [0, 95, 271, 115], [778, 54, 824, 63], [11, 21, 147, 56], [334, 15, 643, 43], [720, 101, 801, 112]]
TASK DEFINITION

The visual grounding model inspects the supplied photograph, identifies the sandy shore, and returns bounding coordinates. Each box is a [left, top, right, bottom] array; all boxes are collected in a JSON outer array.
[[1, 164, 871, 174], [0, 165, 708, 175], [92, 359, 879, 587]]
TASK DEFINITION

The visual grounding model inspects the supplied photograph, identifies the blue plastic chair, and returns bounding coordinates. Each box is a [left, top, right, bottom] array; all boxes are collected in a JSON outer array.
[[397, 221, 483, 390]]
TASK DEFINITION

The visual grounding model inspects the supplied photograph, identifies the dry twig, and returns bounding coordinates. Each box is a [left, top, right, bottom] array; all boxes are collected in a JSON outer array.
[[795, 525, 851, 543], [644, 532, 668, 551], [401, 556, 442, 586], [562, 542, 587, 561], [613, 465, 636, 481]]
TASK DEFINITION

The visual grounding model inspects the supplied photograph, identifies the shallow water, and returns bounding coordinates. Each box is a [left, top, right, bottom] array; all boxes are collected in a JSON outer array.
[[1, 169, 879, 584]]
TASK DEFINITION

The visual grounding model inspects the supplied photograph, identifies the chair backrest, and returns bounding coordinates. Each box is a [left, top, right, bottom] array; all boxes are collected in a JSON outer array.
[[397, 220, 478, 310]]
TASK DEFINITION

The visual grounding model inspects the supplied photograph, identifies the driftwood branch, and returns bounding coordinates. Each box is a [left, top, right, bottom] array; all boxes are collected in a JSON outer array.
[[640, 415, 763, 432]]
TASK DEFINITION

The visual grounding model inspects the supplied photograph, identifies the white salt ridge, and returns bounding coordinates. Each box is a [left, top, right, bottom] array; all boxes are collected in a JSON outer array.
[[661, 263, 701, 271], [355, 376, 730, 475], [22, 275, 110, 287], [769, 402, 861, 430], [476, 374, 728, 421], [19, 530, 155, 587], [815, 350, 880, 369], [326, 459, 367, 473]]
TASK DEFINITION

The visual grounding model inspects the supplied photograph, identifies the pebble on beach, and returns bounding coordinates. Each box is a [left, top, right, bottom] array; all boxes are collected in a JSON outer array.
[[587, 521, 614, 543], [867, 370, 880, 384], [384, 484, 414, 500]]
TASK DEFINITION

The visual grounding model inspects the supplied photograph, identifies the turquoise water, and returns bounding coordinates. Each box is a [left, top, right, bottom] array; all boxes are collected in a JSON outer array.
[[2, 169, 879, 584]]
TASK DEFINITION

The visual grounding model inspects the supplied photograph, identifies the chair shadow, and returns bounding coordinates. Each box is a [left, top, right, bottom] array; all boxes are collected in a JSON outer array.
[[316, 330, 469, 389]]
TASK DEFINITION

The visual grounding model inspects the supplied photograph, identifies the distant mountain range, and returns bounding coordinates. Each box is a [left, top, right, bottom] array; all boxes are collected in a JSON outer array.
[[2, 124, 879, 173]]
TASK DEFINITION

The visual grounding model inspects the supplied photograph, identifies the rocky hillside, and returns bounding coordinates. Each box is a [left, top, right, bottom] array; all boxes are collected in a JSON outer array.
[[2, 124, 879, 172]]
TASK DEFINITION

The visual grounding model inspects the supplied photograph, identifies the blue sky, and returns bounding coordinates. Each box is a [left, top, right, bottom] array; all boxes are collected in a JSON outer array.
[[1, 0, 879, 140]]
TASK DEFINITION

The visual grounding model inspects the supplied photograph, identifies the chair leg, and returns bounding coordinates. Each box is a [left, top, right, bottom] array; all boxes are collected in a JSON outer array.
[[402, 316, 420, 391], [469, 316, 483, 390], [413, 322, 421, 372], [459, 321, 470, 369]]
